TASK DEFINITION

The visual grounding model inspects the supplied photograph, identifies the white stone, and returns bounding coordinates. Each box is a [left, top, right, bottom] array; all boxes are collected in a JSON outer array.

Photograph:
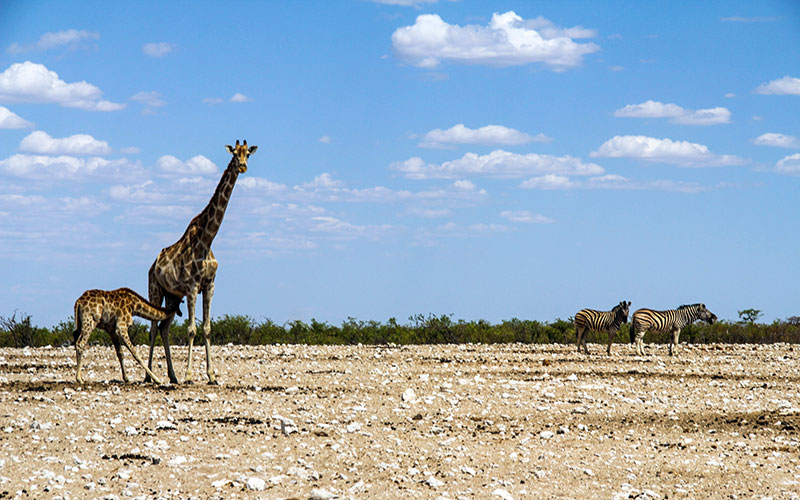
[[493, 488, 515, 500], [156, 420, 176, 430], [310, 488, 338, 499], [246, 477, 266, 491], [426, 476, 445, 488], [402, 388, 417, 403], [167, 455, 188, 467], [539, 430, 555, 439]]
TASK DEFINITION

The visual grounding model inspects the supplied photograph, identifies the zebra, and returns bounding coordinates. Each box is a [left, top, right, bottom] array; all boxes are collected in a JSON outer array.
[[630, 303, 717, 356], [574, 300, 631, 355]]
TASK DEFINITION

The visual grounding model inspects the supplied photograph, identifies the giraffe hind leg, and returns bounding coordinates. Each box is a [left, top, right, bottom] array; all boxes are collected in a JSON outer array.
[[109, 329, 129, 383], [75, 316, 96, 384]]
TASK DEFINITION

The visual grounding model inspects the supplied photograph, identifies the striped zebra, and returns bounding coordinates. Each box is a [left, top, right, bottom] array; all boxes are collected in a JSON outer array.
[[574, 300, 631, 355], [631, 303, 717, 356]]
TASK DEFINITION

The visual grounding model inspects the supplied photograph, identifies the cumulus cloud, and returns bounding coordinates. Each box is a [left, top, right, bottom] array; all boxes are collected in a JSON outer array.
[[520, 172, 704, 193], [156, 155, 218, 176], [500, 210, 553, 224], [755, 76, 800, 95], [0, 106, 33, 128], [230, 93, 253, 103], [6, 29, 99, 54], [614, 100, 731, 125], [392, 11, 599, 70], [418, 124, 551, 148], [19, 131, 112, 155], [142, 42, 175, 57], [519, 174, 575, 190], [0, 154, 142, 181], [0, 61, 125, 111], [391, 150, 604, 179], [775, 154, 800, 175], [591, 135, 744, 166], [753, 133, 800, 149], [131, 91, 166, 109]]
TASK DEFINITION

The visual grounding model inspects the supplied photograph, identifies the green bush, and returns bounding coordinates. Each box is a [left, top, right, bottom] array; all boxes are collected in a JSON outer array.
[[5, 312, 800, 347]]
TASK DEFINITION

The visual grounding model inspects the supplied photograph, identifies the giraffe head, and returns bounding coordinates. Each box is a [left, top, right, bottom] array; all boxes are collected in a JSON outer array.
[[225, 139, 258, 173]]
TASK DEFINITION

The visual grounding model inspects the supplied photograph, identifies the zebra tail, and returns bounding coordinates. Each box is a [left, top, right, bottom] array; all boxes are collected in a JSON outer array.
[[629, 316, 637, 344]]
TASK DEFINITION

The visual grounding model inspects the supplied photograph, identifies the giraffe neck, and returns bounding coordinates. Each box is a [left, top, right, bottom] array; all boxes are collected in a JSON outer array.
[[191, 157, 240, 254]]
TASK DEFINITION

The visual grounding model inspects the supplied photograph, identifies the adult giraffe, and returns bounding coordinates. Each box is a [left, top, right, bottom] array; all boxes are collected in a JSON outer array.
[[145, 140, 257, 384]]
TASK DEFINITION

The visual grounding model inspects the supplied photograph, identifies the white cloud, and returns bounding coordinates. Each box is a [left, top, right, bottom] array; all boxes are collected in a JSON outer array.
[[0, 61, 125, 111], [721, 16, 777, 23], [392, 11, 599, 70], [614, 100, 731, 125], [156, 155, 218, 176], [142, 42, 175, 58], [755, 76, 800, 95], [0, 154, 142, 181], [500, 210, 553, 224], [418, 124, 551, 148], [520, 172, 704, 193], [6, 29, 99, 54], [230, 93, 253, 103], [372, 0, 438, 5], [19, 131, 112, 155], [120, 146, 141, 154], [519, 174, 575, 190], [0, 106, 33, 128], [753, 133, 800, 149], [391, 150, 604, 179], [131, 91, 166, 108], [309, 215, 393, 239], [238, 177, 288, 194], [775, 154, 800, 175], [318, 135, 332, 144], [202, 97, 223, 105], [591, 135, 744, 166]]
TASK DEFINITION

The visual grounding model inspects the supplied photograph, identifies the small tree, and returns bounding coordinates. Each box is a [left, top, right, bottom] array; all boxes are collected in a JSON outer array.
[[738, 308, 763, 324]]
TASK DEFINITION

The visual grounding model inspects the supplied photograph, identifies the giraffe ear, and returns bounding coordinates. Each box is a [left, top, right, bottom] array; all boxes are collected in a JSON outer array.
[[226, 145, 235, 154], [248, 145, 258, 154]]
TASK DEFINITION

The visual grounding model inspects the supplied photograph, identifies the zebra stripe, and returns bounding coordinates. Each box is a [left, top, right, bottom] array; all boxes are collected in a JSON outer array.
[[631, 303, 717, 356], [574, 300, 631, 355]]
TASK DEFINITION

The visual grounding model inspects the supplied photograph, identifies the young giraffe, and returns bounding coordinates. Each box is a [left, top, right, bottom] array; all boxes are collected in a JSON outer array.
[[72, 288, 182, 385], [146, 139, 257, 384]]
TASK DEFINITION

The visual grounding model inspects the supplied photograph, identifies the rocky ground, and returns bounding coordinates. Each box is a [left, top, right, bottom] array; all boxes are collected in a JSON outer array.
[[1, 342, 799, 500]]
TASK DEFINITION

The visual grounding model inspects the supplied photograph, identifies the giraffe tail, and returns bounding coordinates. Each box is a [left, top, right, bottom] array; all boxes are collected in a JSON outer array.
[[72, 304, 81, 345]]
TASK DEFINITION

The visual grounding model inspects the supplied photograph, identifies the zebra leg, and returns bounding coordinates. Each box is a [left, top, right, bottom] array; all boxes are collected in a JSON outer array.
[[576, 326, 585, 354], [635, 331, 647, 356], [669, 328, 681, 356], [606, 329, 614, 355]]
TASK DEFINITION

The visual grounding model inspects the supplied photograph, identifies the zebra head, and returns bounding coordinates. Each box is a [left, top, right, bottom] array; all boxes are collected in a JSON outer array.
[[614, 300, 632, 323], [697, 303, 717, 324]]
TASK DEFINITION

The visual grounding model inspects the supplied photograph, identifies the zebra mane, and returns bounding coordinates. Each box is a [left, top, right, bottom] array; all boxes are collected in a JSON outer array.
[[677, 303, 700, 310]]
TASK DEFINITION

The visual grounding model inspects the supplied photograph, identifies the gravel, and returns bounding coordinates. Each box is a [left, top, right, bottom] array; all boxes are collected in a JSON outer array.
[[1, 342, 799, 499]]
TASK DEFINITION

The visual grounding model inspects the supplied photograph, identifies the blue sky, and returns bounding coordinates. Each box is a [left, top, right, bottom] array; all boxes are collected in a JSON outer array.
[[0, 0, 798, 328]]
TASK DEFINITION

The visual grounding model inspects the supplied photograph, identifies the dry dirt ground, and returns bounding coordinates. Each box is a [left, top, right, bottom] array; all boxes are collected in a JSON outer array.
[[1, 342, 800, 500]]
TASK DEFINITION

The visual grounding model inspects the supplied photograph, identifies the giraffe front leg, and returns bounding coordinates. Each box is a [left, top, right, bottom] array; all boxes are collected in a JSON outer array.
[[159, 294, 183, 384], [183, 291, 198, 383], [75, 320, 94, 384], [145, 280, 164, 383], [117, 325, 164, 385], [202, 281, 217, 384]]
